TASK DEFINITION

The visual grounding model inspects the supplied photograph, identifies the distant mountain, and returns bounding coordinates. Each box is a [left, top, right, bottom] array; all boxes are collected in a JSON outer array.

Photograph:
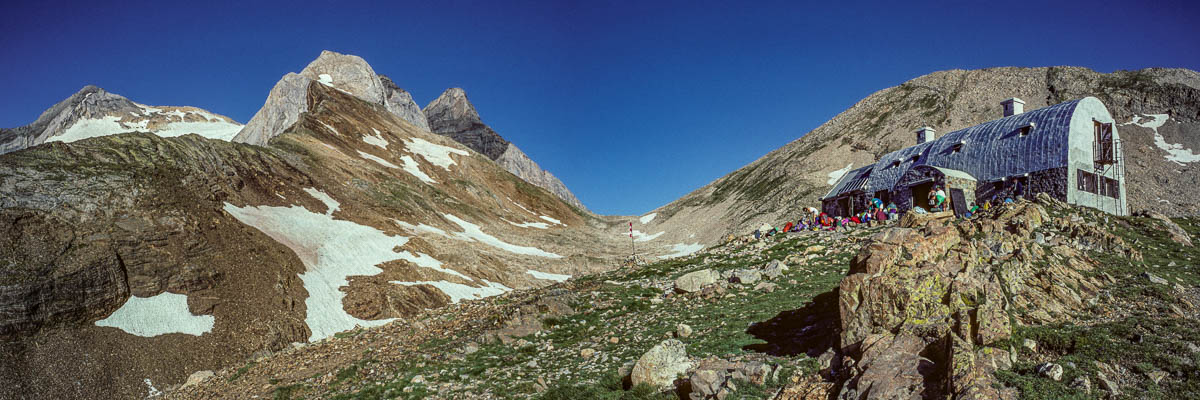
[[0, 59, 626, 400], [233, 51, 584, 211], [0, 85, 242, 153], [425, 88, 587, 211], [643, 67, 1200, 245]]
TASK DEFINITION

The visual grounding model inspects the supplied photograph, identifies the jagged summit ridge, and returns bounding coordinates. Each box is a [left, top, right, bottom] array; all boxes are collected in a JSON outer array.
[[423, 87, 586, 210], [0, 85, 242, 154], [233, 50, 431, 145]]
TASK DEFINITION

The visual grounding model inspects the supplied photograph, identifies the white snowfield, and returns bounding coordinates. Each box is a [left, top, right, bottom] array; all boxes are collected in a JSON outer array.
[[399, 155, 437, 183], [303, 187, 340, 215], [48, 107, 243, 144], [639, 213, 657, 224], [223, 188, 470, 341], [1128, 114, 1199, 164], [394, 220, 452, 238], [363, 128, 389, 149], [94, 292, 214, 337], [503, 219, 550, 229], [403, 137, 469, 170], [392, 280, 511, 304], [526, 269, 571, 282], [659, 243, 704, 259], [827, 163, 853, 185], [318, 74, 334, 86], [358, 150, 401, 169], [443, 214, 564, 259], [539, 215, 563, 225], [625, 229, 665, 242]]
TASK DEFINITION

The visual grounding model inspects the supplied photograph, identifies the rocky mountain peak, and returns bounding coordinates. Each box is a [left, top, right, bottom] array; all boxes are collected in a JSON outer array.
[[298, 50, 385, 105], [378, 74, 430, 131], [425, 87, 482, 125]]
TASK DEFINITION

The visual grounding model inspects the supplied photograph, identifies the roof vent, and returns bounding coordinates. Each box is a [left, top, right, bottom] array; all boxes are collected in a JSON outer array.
[[1001, 98, 1025, 117], [915, 126, 936, 145]]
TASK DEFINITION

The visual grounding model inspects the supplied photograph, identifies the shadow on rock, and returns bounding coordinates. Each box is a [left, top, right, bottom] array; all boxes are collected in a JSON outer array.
[[743, 289, 840, 357]]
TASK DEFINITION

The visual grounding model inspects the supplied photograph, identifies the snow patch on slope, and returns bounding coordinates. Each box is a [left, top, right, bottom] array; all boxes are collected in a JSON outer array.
[[363, 128, 389, 149], [318, 74, 334, 86], [444, 214, 564, 258], [625, 230, 665, 242], [95, 292, 214, 337], [358, 150, 401, 169], [527, 270, 571, 282], [539, 215, 563, 225], [391, 280, 511, 304], [223, 190, 471, 341], [404, 137, 469, 170], [503, 219, 550, 229], [1129, 114, 1199, 164], [639, 213, 657, 224], [400, 155, 436, 183], [658, 243, 704, 259], [303, 188, 340, 215], [394, 220, 451, 238], [827, 163, 853, 185]]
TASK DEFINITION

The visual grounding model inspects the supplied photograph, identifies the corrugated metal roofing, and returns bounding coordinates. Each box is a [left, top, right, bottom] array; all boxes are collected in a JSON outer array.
[[822, 166, 873, 199], [824, 99, 1081, 199]]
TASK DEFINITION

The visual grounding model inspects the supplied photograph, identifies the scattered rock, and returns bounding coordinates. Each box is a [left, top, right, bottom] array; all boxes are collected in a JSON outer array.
[[675, 269, 718, 293], [762, 260, 786, 279], [1147, 211, 1193, 246], [753, 282, 777, 293], [1187, 342, 1200, 354], [676, 323, 693, 339], [1037, 363, 1063, 381], [1069, 376, 1091, 394], [180, 370, 214, 390], [1146, 370, 1168, 385], [580, 348, 596, 358], [463, 342, 479, 354], [609, 337, 620, 344], [1096, 370, 1120, 397], [1143, 272, 1169, 285], [688, 369, 728, 399], [730, 269, 761, 284], [411, 374, 425, 384], [1023, 339, 1038, 353], [631, 339, 693, 390]]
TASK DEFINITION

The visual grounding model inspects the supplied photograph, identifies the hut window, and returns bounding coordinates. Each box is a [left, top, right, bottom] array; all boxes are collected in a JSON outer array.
[[1019, 126, 1032, 137], [910, 155, 920, 163], [1077, 170, 1098, 193], [951, 143, 964, 153], [891, 160, 901, 168]]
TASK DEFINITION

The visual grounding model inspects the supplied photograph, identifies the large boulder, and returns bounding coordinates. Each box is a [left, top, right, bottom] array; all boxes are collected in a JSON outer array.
[[631, 339, 693, 390], [674, 269, 718, 293]]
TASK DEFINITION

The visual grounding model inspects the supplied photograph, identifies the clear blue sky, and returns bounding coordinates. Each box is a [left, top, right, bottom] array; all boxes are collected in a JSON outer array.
[[2, 1, 1197, 215]]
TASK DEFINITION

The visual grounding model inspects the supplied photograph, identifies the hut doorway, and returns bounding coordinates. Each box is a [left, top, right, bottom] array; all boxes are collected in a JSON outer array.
[[838, 196, 854, 217], [911, 182, 934, 210]]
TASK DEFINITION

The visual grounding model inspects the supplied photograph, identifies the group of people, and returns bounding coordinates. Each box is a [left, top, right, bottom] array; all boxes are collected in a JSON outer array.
[[752, 199, 901, 239], [926, 185, 948, 212]]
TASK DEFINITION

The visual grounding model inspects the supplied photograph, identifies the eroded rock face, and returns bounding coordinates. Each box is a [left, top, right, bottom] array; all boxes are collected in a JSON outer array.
[[233, 73, 311, 145], [496, 144, 585, 210], [833, 199, 1139, 400], [379, 75, 430, 131], [299, 50, 386, 105]]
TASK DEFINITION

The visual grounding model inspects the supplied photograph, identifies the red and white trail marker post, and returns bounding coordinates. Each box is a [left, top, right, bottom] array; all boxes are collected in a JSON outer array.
[[629, 221, 636, 260]]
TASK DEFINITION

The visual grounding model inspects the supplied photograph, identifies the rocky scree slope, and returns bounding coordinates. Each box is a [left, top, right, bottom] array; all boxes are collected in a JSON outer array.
[[646, 67, 1200, 246], [0, 81, 621, 400], [424, 87, 587, 211], [0, 85, 243, 154], [173, 196, 1199, 400]]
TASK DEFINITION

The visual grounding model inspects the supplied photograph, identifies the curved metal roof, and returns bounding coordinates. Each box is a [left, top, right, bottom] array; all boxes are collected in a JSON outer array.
[[825, 98, 1082, 199]]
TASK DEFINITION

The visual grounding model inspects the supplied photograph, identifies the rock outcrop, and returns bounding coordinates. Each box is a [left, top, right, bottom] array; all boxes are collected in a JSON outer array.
[[631, 339, 693, 390], [0, 86, 242, 154], [232, 73, 311, 145], [831, 198, 1140, 399], [424, 88, 586, 210]]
